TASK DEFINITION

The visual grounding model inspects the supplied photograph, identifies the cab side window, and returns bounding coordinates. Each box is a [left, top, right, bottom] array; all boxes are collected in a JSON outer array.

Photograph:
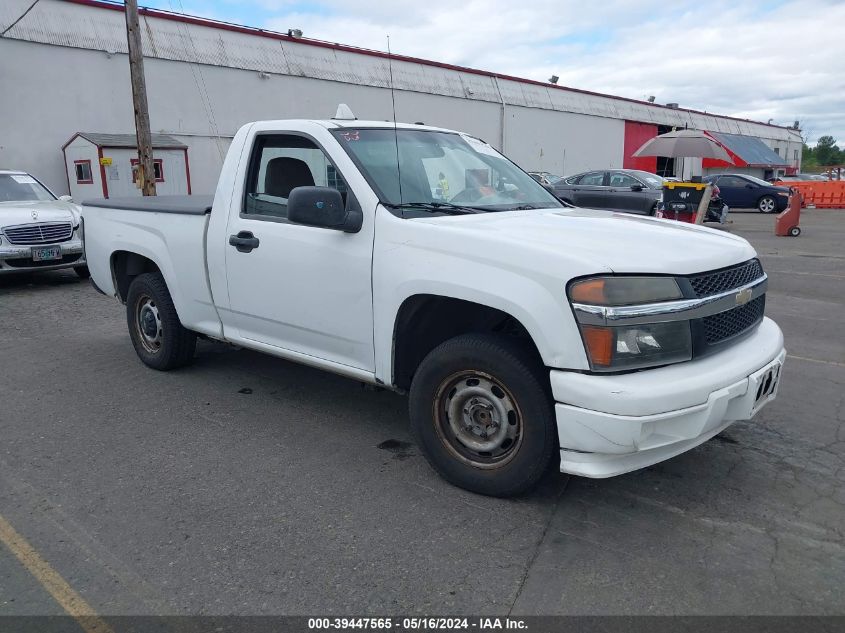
[[244, 134, 347, 220]]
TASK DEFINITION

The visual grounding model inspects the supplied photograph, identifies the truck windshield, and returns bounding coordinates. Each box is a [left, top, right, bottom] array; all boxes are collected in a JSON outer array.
[[332, 128, 563, 212], [0, 174, 56, 203]]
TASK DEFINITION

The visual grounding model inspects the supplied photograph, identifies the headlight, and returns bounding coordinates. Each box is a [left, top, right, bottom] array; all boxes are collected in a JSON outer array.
[[569, 276, 682, 306], [579, 321, 692, 370], [569, 276, 692, 371]]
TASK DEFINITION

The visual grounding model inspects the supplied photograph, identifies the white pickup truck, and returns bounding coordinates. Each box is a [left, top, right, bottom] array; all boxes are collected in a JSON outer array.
[[83, 118, 785, 496]]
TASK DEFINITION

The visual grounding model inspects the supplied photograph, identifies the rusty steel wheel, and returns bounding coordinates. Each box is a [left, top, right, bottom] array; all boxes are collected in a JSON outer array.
[[433, 371, 524, 469], [409, 333, 557, 497]]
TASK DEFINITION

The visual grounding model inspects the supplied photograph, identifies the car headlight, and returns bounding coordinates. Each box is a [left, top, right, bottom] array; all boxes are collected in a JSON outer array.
[[569, 276, 682, 306], [568, 276, 692, 371]]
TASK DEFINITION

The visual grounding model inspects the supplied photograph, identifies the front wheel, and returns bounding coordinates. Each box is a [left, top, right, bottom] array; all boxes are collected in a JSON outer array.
[[73, 265, 90, 279], [126, 272, 196, 370], [758, 195, 777, 213], [409, 333, 557, 497]]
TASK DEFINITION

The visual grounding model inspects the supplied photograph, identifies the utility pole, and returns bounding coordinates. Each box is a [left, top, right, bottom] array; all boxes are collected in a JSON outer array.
[[124, 0, 156, 196]]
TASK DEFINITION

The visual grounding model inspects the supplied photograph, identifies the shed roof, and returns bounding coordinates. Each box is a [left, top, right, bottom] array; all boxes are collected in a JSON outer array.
[[64, 132, 187, 149], [708, 131, 789, 167]]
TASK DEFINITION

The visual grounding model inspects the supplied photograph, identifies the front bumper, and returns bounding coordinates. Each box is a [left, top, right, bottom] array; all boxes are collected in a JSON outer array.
[[552, 317, 785, 478], [0, 238, 85, 274]]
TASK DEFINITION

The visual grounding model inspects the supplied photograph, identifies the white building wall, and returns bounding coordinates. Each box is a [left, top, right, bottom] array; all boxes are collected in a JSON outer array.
[[0, 0, 804, 195], [503, 106, 625, 177]]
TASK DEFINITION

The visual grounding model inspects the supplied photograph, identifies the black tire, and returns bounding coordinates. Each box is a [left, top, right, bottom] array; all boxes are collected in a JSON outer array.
[[758, 195, 777, 213], [789, 226, 801, 237], [73, 265, 90, 279], [126, 272, 196, 370], [408, 333, 557, 497]]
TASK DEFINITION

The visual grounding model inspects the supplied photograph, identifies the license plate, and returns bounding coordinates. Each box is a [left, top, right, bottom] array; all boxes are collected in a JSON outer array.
[[31, 246, 62, 261]]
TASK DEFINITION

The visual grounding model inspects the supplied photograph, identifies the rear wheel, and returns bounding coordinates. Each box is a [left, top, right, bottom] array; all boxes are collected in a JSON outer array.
[[789, 226, 801, 237], [758, 195, 777, 213], [126, 272, 196, 370], [409, 333, 557, 497]]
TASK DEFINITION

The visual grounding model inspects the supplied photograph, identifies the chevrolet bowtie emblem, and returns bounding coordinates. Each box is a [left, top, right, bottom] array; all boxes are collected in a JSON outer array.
[[735, 288, 753, 305]]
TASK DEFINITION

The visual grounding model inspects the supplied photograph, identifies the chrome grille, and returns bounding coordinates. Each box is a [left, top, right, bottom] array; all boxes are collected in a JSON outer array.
[[3, 222, 74, 245], [702, 295, 765, 344], [688, 259, 764, 298]]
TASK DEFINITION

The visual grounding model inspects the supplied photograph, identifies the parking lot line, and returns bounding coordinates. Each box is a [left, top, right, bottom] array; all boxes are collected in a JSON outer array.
[[787, 354, 845, 368], [0, 513, 114, 633]]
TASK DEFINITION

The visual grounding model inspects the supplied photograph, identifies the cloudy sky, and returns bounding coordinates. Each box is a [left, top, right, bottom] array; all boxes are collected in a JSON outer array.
[[147, 0, 845, 145]]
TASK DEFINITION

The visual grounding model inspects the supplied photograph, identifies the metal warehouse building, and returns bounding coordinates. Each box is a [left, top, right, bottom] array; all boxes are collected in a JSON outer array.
[[0, 0, 804, 198]]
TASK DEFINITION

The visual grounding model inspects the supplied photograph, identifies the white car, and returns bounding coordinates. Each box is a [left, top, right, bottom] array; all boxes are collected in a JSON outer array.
[[0, 170, 87, 277], [81, 118, 785, 497]]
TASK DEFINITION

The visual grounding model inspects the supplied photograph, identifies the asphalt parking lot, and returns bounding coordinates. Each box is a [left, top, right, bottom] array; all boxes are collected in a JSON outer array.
[[1, 209, 844, 619]]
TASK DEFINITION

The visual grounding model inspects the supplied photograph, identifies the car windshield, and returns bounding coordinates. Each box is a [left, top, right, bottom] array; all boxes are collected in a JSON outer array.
[[332, 128, 563, 212], [0, 173, 55, 203], [631, 171, 664, 188]]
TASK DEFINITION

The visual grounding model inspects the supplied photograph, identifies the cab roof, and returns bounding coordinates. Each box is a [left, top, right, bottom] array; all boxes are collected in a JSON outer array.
[[314, 120, 459, 134]]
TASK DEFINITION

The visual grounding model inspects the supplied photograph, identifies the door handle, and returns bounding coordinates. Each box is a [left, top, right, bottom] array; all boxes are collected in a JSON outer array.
[[229, 231, 260, 253]]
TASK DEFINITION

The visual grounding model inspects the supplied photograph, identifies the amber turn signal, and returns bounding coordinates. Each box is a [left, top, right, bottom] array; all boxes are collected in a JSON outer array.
[[569, 278, 606, 304], [581, 326, 614, 367]]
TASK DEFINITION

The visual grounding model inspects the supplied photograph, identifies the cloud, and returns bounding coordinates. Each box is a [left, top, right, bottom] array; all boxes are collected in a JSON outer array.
[[153, 0, 845, 145]]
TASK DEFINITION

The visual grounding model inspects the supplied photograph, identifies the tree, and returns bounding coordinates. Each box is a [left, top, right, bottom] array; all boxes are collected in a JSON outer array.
[[815, 135, 842, 166], [801, 143, 818, 171]]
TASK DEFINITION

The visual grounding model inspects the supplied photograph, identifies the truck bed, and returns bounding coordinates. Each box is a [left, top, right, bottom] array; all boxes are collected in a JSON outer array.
[[82, 195, 214, 215], [82, 195, 222, 339]]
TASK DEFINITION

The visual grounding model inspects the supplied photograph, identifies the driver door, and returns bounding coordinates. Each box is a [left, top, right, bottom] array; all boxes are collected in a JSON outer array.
[[223, 133, 375, 371]]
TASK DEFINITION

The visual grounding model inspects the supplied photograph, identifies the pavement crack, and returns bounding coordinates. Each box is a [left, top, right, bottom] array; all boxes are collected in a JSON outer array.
[[507, 477, 568, 616]]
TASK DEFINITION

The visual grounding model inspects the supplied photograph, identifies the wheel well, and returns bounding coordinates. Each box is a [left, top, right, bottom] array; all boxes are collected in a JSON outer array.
[[392, 295, 543, 391], [111, 251, 161, 302]]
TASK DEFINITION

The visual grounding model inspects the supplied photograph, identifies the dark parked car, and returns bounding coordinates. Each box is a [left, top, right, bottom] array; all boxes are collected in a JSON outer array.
[[552, 169, 664, 215], [703, 174, 790, 213]]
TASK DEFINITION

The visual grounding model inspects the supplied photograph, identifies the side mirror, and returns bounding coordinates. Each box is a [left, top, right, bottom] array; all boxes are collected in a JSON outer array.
[[59, 195, 73, 202], [630, 184, 644, 192], [288, 186, 362, 233]]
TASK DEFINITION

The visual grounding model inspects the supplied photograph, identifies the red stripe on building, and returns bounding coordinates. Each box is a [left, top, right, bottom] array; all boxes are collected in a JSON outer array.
[[622, 121, 658, 172]]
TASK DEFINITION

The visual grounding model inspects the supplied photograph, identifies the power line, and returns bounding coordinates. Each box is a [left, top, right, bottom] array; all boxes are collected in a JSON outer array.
[[167, 0, 227, 163], [1, 0, 40, 37]]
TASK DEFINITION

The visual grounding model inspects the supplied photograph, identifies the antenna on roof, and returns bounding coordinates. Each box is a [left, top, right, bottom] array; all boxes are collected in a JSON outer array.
[[333, 103, 357, 120], [387, 35, 403, 204]]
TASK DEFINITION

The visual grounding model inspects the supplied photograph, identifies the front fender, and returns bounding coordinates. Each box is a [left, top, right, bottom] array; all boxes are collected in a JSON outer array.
[[373, 256, 591, 384]]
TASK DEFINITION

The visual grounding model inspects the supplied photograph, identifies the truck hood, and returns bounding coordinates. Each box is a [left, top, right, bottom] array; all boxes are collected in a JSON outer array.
[[411, 207, 756, 275], [0, 200, 81, 229]]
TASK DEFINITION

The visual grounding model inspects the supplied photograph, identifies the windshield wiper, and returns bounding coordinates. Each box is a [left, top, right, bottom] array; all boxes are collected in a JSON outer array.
[[384, 201, 483, 215]]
